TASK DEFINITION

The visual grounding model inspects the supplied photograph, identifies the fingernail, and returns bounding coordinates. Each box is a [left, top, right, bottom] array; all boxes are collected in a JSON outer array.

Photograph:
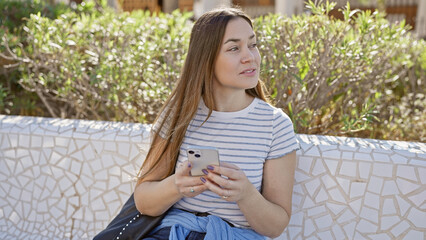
[[202, 169, 208, 175], [188, 162, 192, 168], [200, 177, 206, 183], [207, 165, 214, 170]]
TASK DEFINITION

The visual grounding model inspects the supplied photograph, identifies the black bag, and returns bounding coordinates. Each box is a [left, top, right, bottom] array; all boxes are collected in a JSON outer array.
[[93, 193, 166, 240]]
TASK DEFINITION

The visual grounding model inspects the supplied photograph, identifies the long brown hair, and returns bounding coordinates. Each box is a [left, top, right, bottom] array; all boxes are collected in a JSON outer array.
[[137, 7, 269, 183]]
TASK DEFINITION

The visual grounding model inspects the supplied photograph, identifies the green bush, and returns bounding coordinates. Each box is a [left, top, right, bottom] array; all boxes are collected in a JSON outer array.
[[10, 8, 192, 122], [0, 0, 109, 115], [1, 1, 425, 141], [255, 1, 425, 140]]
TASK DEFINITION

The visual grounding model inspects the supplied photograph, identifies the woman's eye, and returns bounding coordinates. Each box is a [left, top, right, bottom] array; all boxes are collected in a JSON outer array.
[[228, 47, 238, 51], [250, 43, 257, 48]]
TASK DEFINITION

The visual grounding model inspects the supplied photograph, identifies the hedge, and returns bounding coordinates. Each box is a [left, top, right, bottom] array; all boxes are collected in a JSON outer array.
[[0, 1, 425, 141]]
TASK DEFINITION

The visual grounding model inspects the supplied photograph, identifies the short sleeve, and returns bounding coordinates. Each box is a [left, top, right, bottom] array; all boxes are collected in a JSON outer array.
[[152, 106, 173, 139], [266, 108, 300, 160]]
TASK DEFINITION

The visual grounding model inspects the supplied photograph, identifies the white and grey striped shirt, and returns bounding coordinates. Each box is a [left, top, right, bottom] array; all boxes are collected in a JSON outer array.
[[171, 97, 299, 228]]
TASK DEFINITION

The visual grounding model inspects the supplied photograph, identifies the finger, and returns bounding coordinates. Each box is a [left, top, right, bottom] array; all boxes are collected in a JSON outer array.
[[201, 177, 233, 200], [206, 172, 232, 188], [176, 161, 192, 176], [217, 162, 240, 170], [207, 164, 241, 180]]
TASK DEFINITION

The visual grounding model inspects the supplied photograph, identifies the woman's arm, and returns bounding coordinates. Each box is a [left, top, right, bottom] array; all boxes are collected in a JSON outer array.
[[202, 151, 296, 238], [134, 138, 208, 216]]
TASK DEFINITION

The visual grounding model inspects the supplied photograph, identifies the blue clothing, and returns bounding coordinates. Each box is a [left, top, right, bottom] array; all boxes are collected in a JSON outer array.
[[151, 208, 265, 240]]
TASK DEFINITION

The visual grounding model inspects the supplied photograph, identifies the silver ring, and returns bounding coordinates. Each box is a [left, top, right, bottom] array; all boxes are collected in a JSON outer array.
[[190, 188, 195, 193], [222, 195, 228, 199]]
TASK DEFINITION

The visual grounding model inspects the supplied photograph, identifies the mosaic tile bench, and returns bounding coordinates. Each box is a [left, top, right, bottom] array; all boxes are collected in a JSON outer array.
[[0, 115, 425, 240]]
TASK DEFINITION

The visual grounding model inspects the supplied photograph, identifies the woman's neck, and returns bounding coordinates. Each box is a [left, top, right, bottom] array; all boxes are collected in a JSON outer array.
[[212, 92, 254, 112]]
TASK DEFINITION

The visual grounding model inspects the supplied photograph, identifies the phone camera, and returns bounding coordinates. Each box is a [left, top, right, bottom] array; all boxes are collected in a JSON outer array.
[[195, 154, 201, 158], [188, 150, 194, 154]]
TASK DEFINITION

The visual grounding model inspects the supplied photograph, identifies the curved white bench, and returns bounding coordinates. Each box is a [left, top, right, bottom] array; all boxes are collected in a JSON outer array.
[[0, 115, 425, 239]]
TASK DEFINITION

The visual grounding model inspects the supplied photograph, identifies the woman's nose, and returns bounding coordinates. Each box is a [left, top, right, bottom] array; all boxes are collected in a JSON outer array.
[[241, 47, 255, 63]]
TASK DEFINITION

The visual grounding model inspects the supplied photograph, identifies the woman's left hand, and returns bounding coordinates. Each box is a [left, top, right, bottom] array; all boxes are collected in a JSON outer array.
[[201, 162, 256, 202]]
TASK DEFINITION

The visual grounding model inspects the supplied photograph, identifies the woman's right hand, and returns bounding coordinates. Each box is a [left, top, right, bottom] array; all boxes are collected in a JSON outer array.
[[175, 161, 208, 198]]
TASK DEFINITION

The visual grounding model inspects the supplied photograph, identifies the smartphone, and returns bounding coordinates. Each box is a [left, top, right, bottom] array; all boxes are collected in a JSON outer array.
[[186, 146, 220, 176]]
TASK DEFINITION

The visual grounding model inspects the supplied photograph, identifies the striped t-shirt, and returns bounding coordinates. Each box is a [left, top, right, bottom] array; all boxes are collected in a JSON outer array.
[[171, 97, 299, 228]]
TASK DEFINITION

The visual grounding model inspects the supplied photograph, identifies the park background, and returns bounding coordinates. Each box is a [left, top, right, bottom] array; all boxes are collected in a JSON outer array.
[[0, 0, 426, 239], [1, 0, 425, 142]]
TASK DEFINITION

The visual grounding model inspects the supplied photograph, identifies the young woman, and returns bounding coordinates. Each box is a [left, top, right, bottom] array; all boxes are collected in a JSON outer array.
[[134, 7, 299, 240]]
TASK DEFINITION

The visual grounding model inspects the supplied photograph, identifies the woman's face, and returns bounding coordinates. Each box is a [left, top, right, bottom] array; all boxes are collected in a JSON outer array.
[[213, 17, 261, 96]]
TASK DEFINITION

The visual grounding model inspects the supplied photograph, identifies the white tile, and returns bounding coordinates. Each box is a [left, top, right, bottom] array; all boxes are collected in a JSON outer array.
[[307, 205, 326, 217], [332, 224, 345, 240], [409, 159, 426, 167], [287, 226, 302, 240], [328, 188, 346, 203], [390, 221, 410, 238], [129, 144, 141, 160], [18, 135, 31, 148], [348, 197, 363, 215], [337, 209, 356, 224], [391, 154, 408, 164], [364, 192, 380, 210], [402, 230, 423, 240], [341, 151, 353, 160], [31, 135, 43, 148], [336, 177, 350, 196], [104, 141, 117, 153], [117, 142, 130, 158], [322, 150, 342, 159], [55, 137, 70, 148], [298, 156, 314, 173], [372, 152, 390, 162], [88, 159, 103, 173], [326, 202, 346, 215], [396, 165, 417, 182], [368, 233, 391, 240], [82, 144, 96, 161], [397, 176, 421, 195], [323, 159, 339, 175], [305, 179, 320, 198], [315, 188, 328, 203], [58, 177, 73, 193], [418, 167, 426, 184], [302, 194, 315, 209], [358, 162, 371, 180], [380, 215, 400, 230], [360, 206, 378, 224], [304, 218, 316, 237], [317, 230, 333, 240], [340, 161, 357, 178], [290, 211, 304, 226], [394, 149, 416, 158], [294, 171, 311, 183], [101, 154, 115, 169], [8, 134, 18, 148], [372, 163, 393, 178], [382, 198, 396, 215], [108, 176, 121, 190], [354, 153, 371, 161], [407, 207, 426, 228], [320, 175, 337, 189], [356, 219, 377, 233], [42, 136, 55, 148], [408, 191, 425, 208], [382, 180, 399, 196], [312, 159, 326, 176], [304, 146, 321, 157], [350, 182, 366, 199], [343, 221, 356, 239], [314, 214, 333, 229]]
